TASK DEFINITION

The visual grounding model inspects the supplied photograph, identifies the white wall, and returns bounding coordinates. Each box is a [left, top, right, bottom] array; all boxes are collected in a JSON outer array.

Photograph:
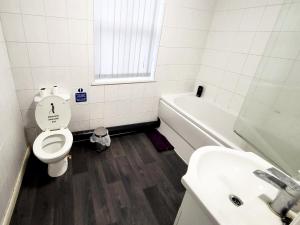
[[0, 19, 27, 224], [0, 0, 215, 144], [194, 0, 291, 115], [157, 0, 215, 92]]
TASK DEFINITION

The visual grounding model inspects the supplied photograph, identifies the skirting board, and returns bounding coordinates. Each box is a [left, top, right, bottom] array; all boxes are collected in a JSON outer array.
[[73, 118, 161, 142], [1, 146, 31, 225]]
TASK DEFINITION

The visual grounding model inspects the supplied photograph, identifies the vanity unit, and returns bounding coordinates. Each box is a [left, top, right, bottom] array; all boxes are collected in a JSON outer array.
[[174, 146, 300, 225]]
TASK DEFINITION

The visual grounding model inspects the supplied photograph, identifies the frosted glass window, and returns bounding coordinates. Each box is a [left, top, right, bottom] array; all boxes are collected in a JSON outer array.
[[94, 0, 164, 83]]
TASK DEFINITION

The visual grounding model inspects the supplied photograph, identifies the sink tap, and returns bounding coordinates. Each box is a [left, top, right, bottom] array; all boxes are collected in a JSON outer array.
[[254, 168, 300, 217]]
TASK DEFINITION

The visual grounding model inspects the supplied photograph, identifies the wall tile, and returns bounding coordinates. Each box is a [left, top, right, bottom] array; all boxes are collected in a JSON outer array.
[[20, 0, 45, 15], [249, 32, 271, 55], [0, 13, 25, 42], [68, 19, 87, 44], [23, 15, 47, 42], [182, 0, 216, 10], [161, 28, 207, 48], [0, 42, 9, 66], [215, 89, 233, 109], [157, 47, 202, 65], [130, 83, 146, 99], [0, 0, 20, 13], [281, 2, 300, 31], [195, 0, 300, 116], [239, 7, 265, 31], [269, 32, 300, 58], [118, 84, 133, 100], [31, 67, 51, 89], [164, 6, 212, 29], [104, 85, 119, 101], [228, 94, 244, 114], [89, 86, 105, 103], [201, 50, 228, 69], [200, 66, 224, 86], [206, 31, 235, 51], [90, 118, 104, 129], [27, 43, 50, 67], [21, 108, 36, 128], [46, 17, 69, 43], [259, 57, 293, 83], [69, 120, 89, 132], [244, 0, 268, 8], [24, 127, 38, 145], [7, 42, 29, 67], [232, 32, 255, 53], [286, 61, 300, 87], [69, 44, 88, 66], [235, 76, 253, 96], [67, 0, 88, 19], [71, 104, 90, 121], [69, 67, 89, 87], [259, 5, 282, 31], [89, 103, 104, 119], [226, 52, 247, 73], [242, 55, 262, 76], [12, 68, 33, 90], [144, 82, 160, 97], [104, 101, 119, 118], [156, 65, 199, 81], [16, 90, 37, 109], [49, 43, 70, 67], [87, 20, 93, 44], [220, 72, 239, 91], [49, 67, 71, 88], [44, 0, 67, 17]]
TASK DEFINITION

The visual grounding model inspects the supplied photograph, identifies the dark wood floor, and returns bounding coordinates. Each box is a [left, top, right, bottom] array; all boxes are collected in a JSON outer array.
[[10, 132, 187, 225]]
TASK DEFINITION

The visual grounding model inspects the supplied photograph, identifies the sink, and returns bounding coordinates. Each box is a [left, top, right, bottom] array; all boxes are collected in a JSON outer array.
[[181, 146, 283, 225]]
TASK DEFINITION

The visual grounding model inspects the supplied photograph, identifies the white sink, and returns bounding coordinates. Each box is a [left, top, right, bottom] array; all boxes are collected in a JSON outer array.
[[181, 146, 283, 225]]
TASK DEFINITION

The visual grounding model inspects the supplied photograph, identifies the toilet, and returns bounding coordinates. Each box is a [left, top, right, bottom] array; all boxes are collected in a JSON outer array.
[[33, 90, 73, 177]]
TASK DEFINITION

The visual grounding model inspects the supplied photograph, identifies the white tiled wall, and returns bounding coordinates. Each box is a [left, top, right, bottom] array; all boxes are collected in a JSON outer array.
[[0, 0, 216, 143], [0, 20, 27, 224], [157, 0, 216, 93], [2, 0, 297, 144], [194, 0, 296, 115]]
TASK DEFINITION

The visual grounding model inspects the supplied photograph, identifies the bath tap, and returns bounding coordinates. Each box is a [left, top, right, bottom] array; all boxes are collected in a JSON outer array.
[[254, 168, 300, 217]]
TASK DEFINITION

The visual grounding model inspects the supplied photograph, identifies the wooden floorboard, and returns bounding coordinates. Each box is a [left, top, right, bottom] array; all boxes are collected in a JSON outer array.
[[143, 186, 176, 225], [10, 132, 187, 225]]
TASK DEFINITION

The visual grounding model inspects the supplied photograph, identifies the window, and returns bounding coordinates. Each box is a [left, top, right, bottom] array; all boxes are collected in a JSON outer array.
[[94, 0, 164, 84]]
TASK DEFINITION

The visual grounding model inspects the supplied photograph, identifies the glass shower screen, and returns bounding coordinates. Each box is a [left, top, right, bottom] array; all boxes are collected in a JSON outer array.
[[234, 4, 300, 179]]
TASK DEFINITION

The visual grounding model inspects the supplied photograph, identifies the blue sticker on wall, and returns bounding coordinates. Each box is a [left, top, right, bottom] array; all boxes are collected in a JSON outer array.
[[75, 88, 87, 102]]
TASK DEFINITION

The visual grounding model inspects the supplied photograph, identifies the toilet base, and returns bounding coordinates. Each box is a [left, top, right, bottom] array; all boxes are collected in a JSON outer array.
[[48, 157, 68, 177]]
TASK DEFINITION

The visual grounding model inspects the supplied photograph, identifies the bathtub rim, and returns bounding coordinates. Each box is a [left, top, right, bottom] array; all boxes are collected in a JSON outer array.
[[160, 93, 243, 151]]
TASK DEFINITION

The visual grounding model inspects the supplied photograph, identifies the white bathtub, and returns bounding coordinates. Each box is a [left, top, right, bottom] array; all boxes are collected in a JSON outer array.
[[158, 93, 254, 164]]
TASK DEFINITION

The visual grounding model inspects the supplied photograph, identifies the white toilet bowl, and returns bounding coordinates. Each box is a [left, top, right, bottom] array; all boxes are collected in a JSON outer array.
[[33, 128, 73, 177], [32, 91, 73, 177]]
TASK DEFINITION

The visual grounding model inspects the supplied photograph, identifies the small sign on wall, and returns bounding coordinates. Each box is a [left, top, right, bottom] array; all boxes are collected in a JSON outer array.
[[75, 88, 87, 102]]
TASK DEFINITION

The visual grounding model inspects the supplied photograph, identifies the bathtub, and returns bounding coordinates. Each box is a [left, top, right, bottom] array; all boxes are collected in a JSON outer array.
[[158, 93, 254, 164]]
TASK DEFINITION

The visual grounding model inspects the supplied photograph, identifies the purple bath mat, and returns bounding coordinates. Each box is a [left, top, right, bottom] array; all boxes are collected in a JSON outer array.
[[146, 129, 174, 152]]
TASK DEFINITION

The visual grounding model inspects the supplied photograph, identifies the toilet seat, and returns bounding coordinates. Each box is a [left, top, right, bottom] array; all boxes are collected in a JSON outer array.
[[33, 94, 73, 177], [33, 128, 73, 163]]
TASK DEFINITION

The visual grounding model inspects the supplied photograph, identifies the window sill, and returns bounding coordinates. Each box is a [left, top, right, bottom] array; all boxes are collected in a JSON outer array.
[[91, 77, 156, 85]]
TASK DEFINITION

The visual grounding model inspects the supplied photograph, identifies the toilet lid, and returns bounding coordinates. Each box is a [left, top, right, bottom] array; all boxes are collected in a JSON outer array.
[[35, 95, 71, 131]]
